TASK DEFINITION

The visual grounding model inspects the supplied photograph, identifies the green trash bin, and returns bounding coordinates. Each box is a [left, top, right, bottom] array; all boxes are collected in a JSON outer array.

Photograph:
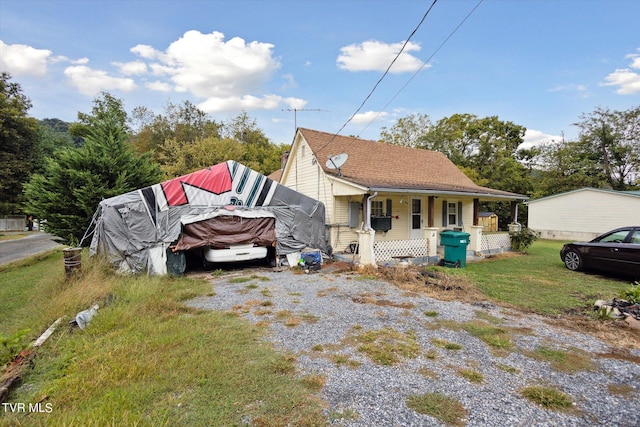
[[439, 230, 470, 268]]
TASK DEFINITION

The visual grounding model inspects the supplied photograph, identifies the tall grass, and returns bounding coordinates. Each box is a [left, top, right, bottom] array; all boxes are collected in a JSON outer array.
[[1, 251, 325, 426]]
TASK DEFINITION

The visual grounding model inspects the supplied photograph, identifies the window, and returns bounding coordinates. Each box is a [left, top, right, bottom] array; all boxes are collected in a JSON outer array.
[[371, 200, 384, 217], [599, 230, 629, 243], [448, 202, 457, 225], [412, 199, 421, 230]]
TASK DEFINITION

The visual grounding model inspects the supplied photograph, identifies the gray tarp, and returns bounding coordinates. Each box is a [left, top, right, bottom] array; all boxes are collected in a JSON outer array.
[[89, 161, 327, 274]]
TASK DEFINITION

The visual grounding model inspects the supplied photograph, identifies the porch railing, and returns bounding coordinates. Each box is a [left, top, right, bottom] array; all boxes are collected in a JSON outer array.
[[481, 232, 511, 254], [374, 238, 429, 263]]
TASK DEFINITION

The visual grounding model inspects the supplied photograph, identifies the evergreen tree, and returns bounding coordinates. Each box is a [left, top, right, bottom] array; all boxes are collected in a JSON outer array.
[[24, 116, 162, 245]]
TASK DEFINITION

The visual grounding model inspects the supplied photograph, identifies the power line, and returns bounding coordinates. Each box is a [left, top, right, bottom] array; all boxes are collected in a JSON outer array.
[[315, 0, 439, 153], [357, 0, 484, 137]]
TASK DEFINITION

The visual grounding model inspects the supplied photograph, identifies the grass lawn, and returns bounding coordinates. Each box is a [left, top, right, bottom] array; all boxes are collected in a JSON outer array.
[[0, 251, 324, 426], [459, 239, 634, 315]]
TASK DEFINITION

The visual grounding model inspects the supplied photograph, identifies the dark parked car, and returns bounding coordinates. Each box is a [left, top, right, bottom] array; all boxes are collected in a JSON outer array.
[[560, 226, 640, 280]]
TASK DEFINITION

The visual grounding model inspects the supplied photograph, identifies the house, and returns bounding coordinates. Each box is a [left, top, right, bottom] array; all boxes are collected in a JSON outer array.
[[278, 128, 528, 266], [527, 187, 640, 241], [89, 160, 327, 274]]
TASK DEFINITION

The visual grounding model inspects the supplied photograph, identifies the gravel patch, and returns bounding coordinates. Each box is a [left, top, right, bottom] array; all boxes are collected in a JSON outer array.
[[187, 267, 640, 426]]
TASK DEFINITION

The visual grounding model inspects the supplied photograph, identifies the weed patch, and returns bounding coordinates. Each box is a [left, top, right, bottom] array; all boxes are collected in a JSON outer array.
[[418, 366, 439, 379], [431, 338, 462, 351], [521, 385, 573, 410], [607, 383, 635, 397], [527, 345, 594, 373], [327, 408, 359, 422], [353, 327, 420, 365], [406, 392, 467, 427], [474, 310, 504, 324], [457, 368, 484, 384], [462, 320, 513, 351], [330, 354, 361, 369], [300, 374, 326, 392], [495, 363, 520, 374], [228, 276, 254, 283]]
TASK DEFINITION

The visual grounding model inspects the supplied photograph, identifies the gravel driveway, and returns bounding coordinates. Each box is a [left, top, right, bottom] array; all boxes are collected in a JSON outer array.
[[188, 265, 640, 426]]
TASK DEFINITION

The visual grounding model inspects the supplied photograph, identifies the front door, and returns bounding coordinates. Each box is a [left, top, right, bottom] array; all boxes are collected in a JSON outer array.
[[410, 198, 422, 240]]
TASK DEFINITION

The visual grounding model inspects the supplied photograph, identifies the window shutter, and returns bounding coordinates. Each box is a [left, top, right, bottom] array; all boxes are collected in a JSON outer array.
[[457, 202, 463, 226], [386, 199, 392, 217], [442, 200, 447, 226]]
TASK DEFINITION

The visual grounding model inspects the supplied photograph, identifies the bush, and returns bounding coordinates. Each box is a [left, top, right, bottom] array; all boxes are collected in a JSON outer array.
[[510, 227, 539, 252], [620, 282, 640, 303]]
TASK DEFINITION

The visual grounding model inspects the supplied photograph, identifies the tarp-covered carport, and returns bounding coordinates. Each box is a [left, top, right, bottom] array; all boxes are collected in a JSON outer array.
[[89, 161, 327, 275]]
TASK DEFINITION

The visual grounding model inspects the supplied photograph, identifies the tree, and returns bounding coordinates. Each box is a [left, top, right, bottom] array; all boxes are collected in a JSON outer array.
[[0, 72, 39, 214], [419, 113, 479, 166], [130, 101, 222, 155], [24, 115, 162, 245], [379, 113, 432, 148], [530, 139, 609, 198], [530, 106, 640, 197], [159, 136, 244, 178], [383, 113, 531, 227], [69, 92, 130, 139], [573, 106, 639, 190], [155, 111, 285, 177]]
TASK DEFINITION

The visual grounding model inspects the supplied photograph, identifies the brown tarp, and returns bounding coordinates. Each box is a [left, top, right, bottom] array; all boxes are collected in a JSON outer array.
[[174, 216, 276, 251]]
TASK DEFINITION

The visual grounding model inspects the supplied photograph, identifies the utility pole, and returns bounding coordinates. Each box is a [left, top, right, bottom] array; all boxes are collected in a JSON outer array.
[[282, 108, 329, 132]]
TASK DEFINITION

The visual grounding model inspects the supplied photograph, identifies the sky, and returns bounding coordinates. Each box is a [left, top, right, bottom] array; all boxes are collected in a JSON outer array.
[[1, 0, 639, 150]]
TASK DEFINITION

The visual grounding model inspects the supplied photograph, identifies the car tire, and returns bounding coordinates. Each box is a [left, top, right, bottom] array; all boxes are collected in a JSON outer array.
[[563, 249, 583, 271]]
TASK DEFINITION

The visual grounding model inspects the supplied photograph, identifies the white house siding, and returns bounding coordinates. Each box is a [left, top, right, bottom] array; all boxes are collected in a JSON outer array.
[[330, 196, 359, 252], [528, 188, 640, 241]]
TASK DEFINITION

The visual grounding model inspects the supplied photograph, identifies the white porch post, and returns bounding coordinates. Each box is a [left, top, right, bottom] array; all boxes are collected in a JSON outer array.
[[356, 229, 376, 267], [423, 227, 439, 257], [470, 225, 483, 254]]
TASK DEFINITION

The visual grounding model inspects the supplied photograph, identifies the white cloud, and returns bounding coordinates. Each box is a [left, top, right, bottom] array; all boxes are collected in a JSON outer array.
[[282, 97, 307, 110], [280, 73, 297, 90], [601, 49, 640, 95], [626, 49, 640, 69], [113, 60, 147, 75], [518, 129, 562, 150], [146, 80, 172, 92], [337, 40, 425, 73], [0, 40, 51, 77], [198, 94, 283, 112], [130, 44, 160, 60], [351, 110, 389, 124], [130, 30, 295, 112], [547, 84, 589, 97], [154, 30, 278, 96], [64, 65, 137, 96]]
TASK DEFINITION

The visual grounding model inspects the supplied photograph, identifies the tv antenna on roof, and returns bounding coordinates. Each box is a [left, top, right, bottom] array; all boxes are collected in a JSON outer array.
[[326, 153, 348, 177], [282, 108, 329, 132]]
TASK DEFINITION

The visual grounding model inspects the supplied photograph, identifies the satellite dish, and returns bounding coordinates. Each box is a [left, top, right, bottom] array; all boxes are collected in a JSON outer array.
[[326, 153, 348, 170]]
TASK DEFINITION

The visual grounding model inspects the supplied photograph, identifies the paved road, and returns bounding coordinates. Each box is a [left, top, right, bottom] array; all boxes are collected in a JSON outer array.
[[0, 232, 63, 265]]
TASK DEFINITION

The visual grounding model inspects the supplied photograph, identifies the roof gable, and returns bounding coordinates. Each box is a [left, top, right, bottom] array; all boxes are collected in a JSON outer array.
[[297, 128, 526, 199]]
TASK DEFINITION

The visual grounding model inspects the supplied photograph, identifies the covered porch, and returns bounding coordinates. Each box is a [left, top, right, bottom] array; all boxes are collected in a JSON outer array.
[[333, 195, 523, 267]]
